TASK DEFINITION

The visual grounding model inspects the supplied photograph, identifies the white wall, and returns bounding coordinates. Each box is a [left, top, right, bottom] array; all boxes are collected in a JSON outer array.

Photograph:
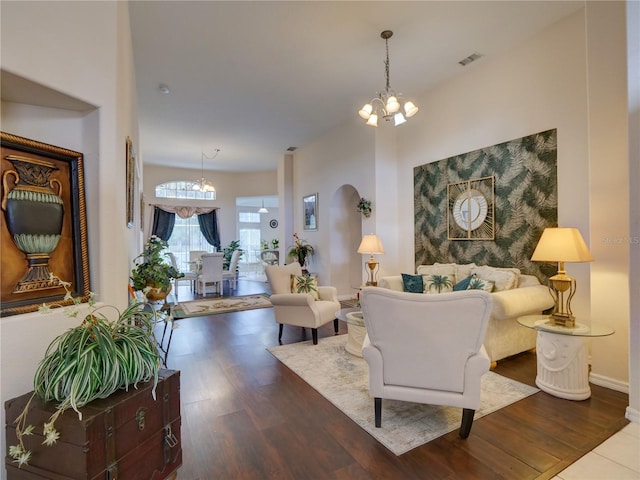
[[1, 2, 140, 474], [294, 7, 632, 390]]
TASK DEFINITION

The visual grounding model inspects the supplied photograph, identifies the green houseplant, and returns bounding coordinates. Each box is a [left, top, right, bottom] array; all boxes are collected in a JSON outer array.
[[222, 239, 243, 270], [288, 233, 314, 270], [9, 278, 161, 468], [130, 236, 183, 300]]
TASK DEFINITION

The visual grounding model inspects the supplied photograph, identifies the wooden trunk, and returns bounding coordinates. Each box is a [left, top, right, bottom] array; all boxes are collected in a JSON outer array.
[[5, 369, 181, 480]]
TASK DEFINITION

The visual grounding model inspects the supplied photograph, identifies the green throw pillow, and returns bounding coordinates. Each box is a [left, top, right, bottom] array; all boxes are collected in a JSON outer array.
[[453, 274, 475, 291], [401, 273, 424, 293], [291, 274, 319, 300], [424, 274, 455, 293], [467, 276, 494, 292]]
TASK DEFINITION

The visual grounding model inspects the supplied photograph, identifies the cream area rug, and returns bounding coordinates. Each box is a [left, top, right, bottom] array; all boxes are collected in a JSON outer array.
[[268, 335, 538, 455], [172, 294, 272, 318]]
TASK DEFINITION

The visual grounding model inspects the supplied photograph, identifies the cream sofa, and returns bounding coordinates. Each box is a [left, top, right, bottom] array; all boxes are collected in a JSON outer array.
[[378, 263, 554, 363]]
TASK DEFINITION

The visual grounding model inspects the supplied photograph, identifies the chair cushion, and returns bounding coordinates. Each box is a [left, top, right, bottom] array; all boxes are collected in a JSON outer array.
[[291, 274, 319, 300], [401, 273, 423, 293]]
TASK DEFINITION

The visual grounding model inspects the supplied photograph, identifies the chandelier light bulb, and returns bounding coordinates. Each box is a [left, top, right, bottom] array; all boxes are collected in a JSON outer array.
[[404, 101, 419, 118], [394, 112, 406, 126], [366, 113, 379, 126], [386, 96, 400, 113], [359, 104, 373, 119]]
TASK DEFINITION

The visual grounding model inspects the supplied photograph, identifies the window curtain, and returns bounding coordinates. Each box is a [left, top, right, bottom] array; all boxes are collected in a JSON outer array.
[[197, 210, 221, 250], [151, 206, 176, 241]]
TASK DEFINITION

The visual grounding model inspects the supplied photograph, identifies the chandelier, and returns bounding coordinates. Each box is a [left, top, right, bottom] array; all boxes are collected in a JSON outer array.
[[193, 149, 219, 193], [358, 30, 418, 127]]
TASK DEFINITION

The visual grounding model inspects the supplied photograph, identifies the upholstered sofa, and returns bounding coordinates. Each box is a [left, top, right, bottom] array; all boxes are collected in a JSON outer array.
[[378, 263, 554, 364]]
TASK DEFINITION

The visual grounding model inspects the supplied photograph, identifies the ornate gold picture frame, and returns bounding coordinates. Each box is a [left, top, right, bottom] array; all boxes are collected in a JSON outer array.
[[447, 176, 495, 240], [1, 132, 91, 316]]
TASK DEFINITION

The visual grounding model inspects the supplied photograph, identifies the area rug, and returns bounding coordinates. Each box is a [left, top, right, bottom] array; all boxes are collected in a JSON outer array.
[[172, 294, 272, 318], [268, 335, 538, 455]]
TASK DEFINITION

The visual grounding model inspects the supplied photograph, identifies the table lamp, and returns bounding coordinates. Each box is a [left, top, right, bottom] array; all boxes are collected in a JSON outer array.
[[530, 227, 593, 327], [357, 234, 385, 286]]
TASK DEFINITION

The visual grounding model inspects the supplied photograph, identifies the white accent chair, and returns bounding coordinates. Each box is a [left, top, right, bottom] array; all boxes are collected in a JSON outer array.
[[164, 252, 198, 298], [222, 249, 241, 293], [359, 287, 493, 438], [197, 253, 224, 296], [264, 262, 340, 345]]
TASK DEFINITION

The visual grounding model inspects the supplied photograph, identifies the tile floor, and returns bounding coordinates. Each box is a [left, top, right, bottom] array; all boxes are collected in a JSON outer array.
[[553, 422, 640, 479]]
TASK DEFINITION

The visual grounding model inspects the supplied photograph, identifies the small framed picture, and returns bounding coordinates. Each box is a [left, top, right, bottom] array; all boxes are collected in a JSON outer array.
[[303, 193, 318, 231]]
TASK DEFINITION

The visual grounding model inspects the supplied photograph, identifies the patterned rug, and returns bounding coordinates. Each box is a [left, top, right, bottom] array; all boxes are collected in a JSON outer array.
[[269, 335, 538, 455], [172, 294, 272, 318]]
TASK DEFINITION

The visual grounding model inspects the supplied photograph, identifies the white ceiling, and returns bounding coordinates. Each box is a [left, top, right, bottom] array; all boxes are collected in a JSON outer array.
[[129, 1, 582, 173]]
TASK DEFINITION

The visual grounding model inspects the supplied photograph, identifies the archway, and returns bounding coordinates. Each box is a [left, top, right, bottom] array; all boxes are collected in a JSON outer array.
[[329, 185, 362, 298]]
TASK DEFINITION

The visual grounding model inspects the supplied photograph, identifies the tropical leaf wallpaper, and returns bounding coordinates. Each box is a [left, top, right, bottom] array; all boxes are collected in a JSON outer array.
[[414, 129, 558, 282]]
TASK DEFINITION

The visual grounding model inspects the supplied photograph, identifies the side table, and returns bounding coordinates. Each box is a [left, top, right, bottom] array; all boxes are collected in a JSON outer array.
[[517, 315, 614, 400], [335, 308, 365, 357]]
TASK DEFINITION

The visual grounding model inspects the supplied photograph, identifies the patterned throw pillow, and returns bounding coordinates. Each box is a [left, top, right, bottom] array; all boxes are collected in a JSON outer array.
[[401, 273, 424, 293], [291, 274, 319, 300], [423, 274, 455, 294], [466, 276, 495, 292], [453, 274, 475, 291]]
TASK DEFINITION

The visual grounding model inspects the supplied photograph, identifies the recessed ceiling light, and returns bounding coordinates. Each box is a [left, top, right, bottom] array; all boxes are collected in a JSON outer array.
[[159, 83, 171, 94], [286, 146, 297, 152]]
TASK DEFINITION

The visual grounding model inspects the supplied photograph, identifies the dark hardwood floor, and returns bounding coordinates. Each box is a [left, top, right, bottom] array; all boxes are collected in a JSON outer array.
[[164, 277, 629, 480]]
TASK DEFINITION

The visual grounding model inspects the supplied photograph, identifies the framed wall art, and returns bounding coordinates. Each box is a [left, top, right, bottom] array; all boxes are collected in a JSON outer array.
[[303, 193, 318, 231], [126, 136, 135, 229], [1, 132, 91, 316], [447, 176, 495, 240]]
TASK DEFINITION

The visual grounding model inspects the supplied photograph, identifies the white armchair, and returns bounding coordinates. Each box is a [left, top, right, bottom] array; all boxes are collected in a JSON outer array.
[[359, 287, 493, 438], [264, 262, 340, 345]]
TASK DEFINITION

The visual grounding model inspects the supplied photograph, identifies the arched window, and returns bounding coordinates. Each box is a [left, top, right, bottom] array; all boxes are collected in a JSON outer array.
[[155, 181, 216, 200]]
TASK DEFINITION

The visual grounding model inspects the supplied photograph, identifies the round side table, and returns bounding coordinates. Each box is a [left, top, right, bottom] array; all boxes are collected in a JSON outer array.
[[344, 311, 366, 357], [517, 315, 614, 400]]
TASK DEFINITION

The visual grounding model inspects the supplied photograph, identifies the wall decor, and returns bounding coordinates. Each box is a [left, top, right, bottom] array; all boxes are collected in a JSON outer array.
[[414, 129, 557, 281], [126, 136, 135, 229], [1, 132, 91, 316], [270, 219, 278, 229], [303, 193, 318, 231], [448, 176, 494, 240]]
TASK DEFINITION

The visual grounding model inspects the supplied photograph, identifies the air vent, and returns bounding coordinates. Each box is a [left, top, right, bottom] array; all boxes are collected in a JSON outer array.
[[458, 52, 483, 66], [286, 146, 297, 152]]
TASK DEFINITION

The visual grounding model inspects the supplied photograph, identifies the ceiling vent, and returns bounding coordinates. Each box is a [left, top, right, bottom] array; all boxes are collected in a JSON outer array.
[[458, 53, 483, 66], [286, 146, 297, 152]]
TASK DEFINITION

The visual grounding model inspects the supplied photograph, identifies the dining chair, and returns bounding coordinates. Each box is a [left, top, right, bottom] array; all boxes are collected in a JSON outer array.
[[164, 252, 198, 297], [197, 253, 224, 296], [222, 249, 242, 293]]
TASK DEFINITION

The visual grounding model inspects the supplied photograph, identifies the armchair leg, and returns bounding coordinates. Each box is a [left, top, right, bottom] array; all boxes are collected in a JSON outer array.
[[459, 408, 475, 439], [278, 324, 284, 343], [333, 318, 339, 334], [374, 398, 382, 428], [311, 328, 318, 345]]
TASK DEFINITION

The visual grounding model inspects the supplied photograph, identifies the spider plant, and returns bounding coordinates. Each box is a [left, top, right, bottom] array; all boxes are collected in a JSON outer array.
[[9, 301, 161, 468]]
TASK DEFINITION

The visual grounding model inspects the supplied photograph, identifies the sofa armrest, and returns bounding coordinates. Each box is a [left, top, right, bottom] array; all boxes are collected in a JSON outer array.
[[378, 276, 404, 291], [491, 285, 554, 320]]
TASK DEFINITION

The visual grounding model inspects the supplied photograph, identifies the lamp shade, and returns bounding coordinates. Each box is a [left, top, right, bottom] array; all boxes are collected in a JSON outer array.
[[357, 234, 385, 255], [531, 227, 593, 263]]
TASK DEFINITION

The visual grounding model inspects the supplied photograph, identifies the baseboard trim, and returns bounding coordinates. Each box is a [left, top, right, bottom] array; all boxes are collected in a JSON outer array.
[[626, 406, 640, 424], [589, 372, 629, 394]]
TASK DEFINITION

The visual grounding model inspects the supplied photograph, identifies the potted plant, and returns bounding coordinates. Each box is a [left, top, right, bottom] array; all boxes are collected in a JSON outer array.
[[130, 236, 183, 301], [288, 233, 314, 271], [357, 197, 372, 217], [222, 240, 243, 270], [8, 278, 161, 468]]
